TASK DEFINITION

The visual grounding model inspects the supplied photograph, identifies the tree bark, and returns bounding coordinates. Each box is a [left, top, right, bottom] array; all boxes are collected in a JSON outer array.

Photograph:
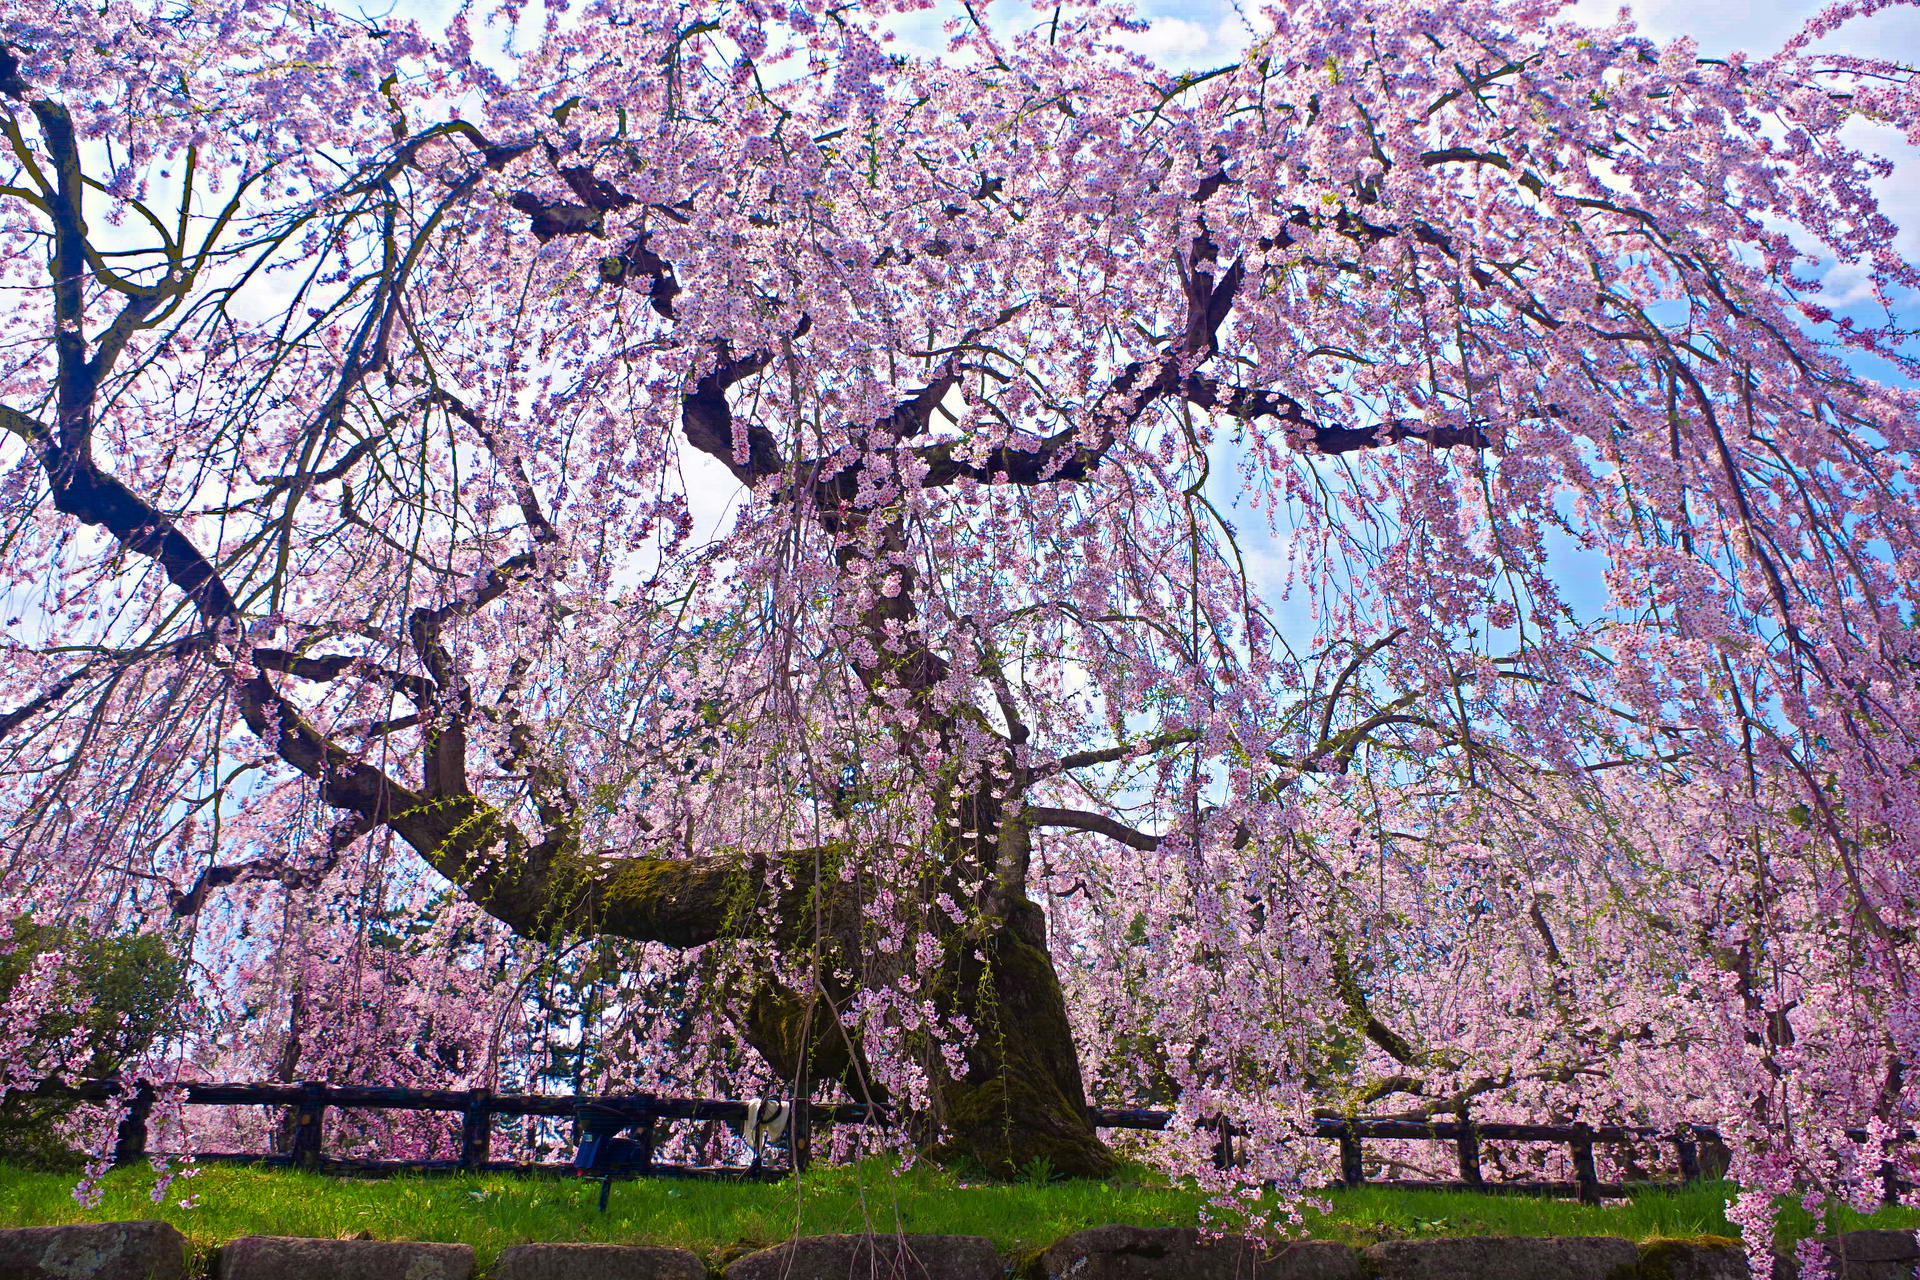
[[732, 894, 1115, 1178], [931, 896, 1117, 1177], [436, 829, 1118, 1176]]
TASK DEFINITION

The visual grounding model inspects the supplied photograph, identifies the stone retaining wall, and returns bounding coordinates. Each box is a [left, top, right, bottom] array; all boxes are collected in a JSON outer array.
[[0, 1221, 1911, 1280]]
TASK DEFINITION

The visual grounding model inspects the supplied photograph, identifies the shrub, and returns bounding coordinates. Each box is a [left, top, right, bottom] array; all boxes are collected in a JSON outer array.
[[0, 918, 188, 1170]]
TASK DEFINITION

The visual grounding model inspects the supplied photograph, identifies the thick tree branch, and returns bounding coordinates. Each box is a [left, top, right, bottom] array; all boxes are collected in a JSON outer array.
[[7, 109, 546, 927], [1036, 728, 1201, 778], [250, 648, 436, 704], [1332, 947, 1425, 1067], [168, 811, 379, 917], [679, 347, 786, 487], [0, 661, 98, 737], [1182, 375, 1495, 454], [1024, 805, 1162, 852]]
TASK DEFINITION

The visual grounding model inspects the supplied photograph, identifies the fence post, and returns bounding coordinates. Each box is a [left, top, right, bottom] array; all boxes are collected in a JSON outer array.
[[459, 1089, 492, 1171], [111, 1080, 155, 1167], [634, 1112, 656, 1172], [790, 1094, 813, 1174], [288, 1081, 327, 1170], [1674, 1126, 1701, 1184], [1569, 1122, 1601, 1204], [1882, 1159, 1902, 1205], [1339, 1122, 1365, 1187], [1454, 1120, 1484, 1188]]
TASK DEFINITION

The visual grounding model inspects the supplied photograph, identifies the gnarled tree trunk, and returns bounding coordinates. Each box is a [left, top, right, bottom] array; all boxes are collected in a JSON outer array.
[[732, 892, 1114, 1178], [930, 896, 1115, 1176]]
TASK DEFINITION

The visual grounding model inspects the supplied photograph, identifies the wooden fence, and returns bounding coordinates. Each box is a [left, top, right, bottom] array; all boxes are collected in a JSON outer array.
[[18, 1078, 1910, 1203], [21, 1078, 884, 1179], [1097, 1107, 1723, 1201]]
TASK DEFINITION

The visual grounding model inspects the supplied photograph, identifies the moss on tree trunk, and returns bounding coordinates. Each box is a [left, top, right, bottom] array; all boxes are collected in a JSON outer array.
[[932, 896, 1119, 1178], [734, 894, 1116, 1178]]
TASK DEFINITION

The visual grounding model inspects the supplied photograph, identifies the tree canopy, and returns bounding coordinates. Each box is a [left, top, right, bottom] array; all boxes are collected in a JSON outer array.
[[2, 0, 1918, 1227]]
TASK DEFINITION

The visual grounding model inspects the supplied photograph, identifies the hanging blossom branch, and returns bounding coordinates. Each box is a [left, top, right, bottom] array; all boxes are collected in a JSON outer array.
[[2, 0, 1917, 1203]]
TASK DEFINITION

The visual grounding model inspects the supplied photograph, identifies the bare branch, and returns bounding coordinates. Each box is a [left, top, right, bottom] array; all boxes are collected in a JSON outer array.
[[250, 647, 435, 704], [0, 661, 99, 737], [1035, 728, 1200, 779], [1024, 804, 1162, 852], [167, 811, 378, 917]]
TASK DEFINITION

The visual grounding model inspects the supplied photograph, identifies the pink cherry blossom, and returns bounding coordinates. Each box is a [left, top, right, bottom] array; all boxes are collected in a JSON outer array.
[[0, 0, 1916, 1252]]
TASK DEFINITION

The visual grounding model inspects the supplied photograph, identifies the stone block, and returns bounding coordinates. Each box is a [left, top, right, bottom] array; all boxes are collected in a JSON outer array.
[[1362, 1235, 1639, 1280], [1837, 1233, 1920, 1269], [0, 1221, 187, 1280], [216, 1236, 473, 1280], [1770, 1231, 1920, 1280], [725, 1235, 1003, 1280], [1039, 1226, 1360, 1280], [490, 1245, 705, 1280], [1637, 1239, 1750, 1280]]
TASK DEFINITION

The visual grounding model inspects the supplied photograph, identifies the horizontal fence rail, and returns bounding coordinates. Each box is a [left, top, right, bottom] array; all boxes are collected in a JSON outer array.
[[1091, 1109, 1716, 1202], [17, 1079, 1910, 1203], [20, 1078, 886, 1179], [1089, 1109, 1912, 1204]]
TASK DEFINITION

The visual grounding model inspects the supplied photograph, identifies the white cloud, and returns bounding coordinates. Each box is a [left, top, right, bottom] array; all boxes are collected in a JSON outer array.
[[1118, 14, 1240, 68], [1560, 0, 1920, 60], [1819, 260, 1882, 308], [1840, 118, 1920, 265]]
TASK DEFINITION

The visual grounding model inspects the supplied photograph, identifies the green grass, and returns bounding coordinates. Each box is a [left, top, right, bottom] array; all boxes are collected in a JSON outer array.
[[1294, 1183, 1918, 1250], [2, 1161, 1916, 1279]]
